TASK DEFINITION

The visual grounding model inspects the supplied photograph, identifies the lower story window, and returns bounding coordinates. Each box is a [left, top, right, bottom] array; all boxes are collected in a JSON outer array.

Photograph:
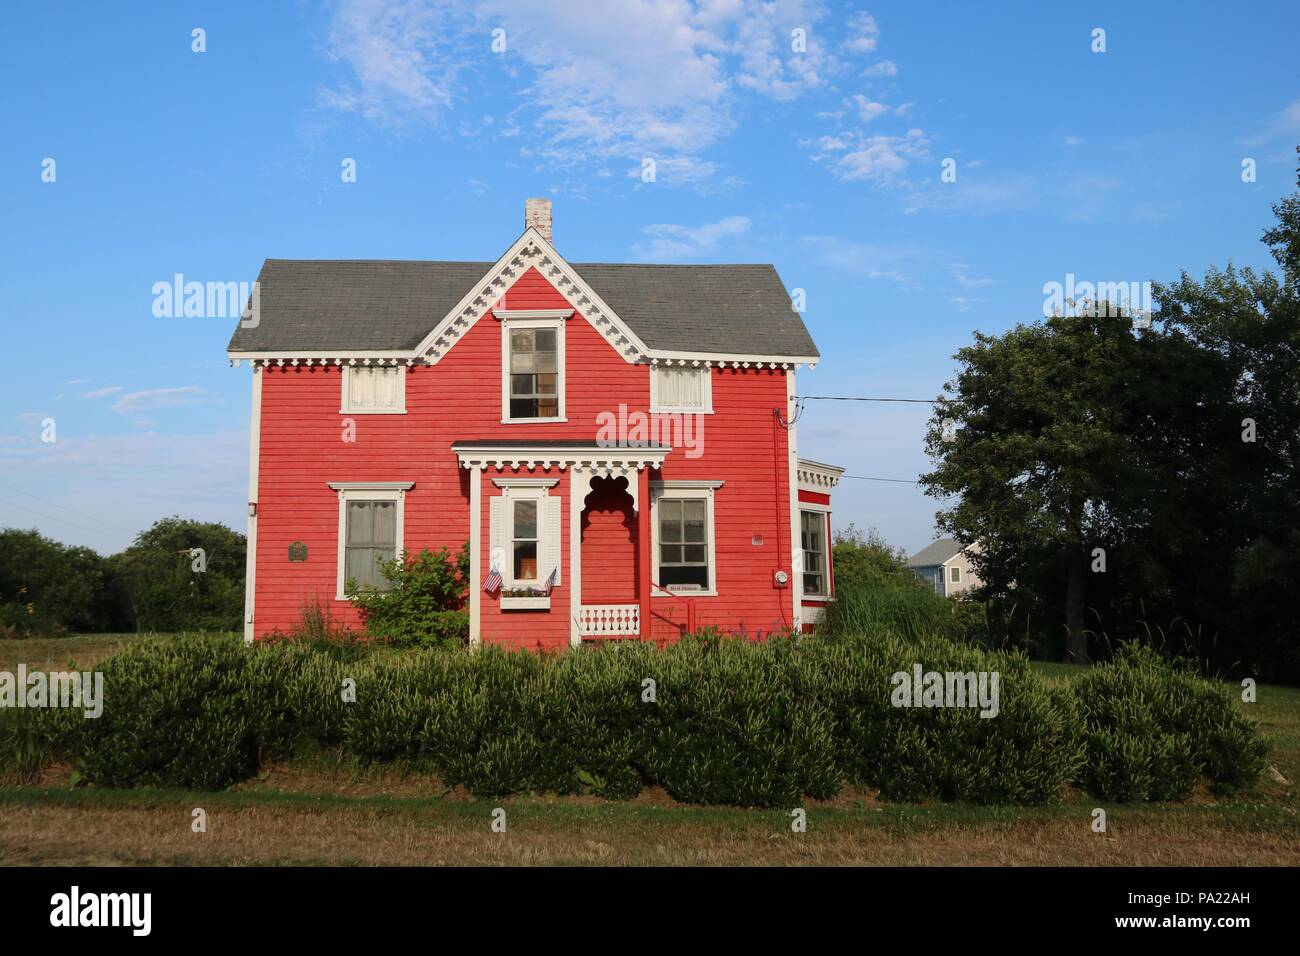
[[801, 510, 827, 596], [329, 482, 410, 598], [345, 499, 397, 590], [658, 497, 709, 590], [512, 498, 539, 583]]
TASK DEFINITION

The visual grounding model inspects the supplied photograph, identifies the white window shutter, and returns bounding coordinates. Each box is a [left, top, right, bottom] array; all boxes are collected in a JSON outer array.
[[489, 496, 506, 575], [543, 496, 562, 585]]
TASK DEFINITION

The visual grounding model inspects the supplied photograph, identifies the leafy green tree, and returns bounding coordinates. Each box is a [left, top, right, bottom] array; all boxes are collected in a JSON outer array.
[[920, 308, 1152, 664], [923, 154, 1300, 678], [111, 517, 245, 632], [0, 528, 124, 635]]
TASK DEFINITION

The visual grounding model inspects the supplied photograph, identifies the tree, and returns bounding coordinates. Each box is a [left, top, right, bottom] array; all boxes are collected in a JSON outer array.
[[920, 307, 1152, 664], [923, 154, 1300, 678], [111, 517, 246, 632], [0, 528, 126, 635]]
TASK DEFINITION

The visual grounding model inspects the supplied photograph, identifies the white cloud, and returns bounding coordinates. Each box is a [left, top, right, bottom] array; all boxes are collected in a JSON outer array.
[[633, 215, 751, 260], [950, 263, 994, 288], [843, 12, 880, 53], [321, 0, 879, 188], [799, 235, 916, 285], [80, 386, 124, 399], [1064, 135, 1085, 146], [321, 0, 466, 125], [111, 387, 206, 415], [809, 128, 930, 183], [863, 59, 898, 77]]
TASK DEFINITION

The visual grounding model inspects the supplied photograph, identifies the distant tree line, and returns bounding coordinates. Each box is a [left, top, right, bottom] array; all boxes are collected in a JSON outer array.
[[923, 151, 1300, 682], [0, 518, 245, 637]]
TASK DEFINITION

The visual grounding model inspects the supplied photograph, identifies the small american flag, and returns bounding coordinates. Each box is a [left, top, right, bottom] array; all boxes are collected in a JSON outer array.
[[544, 566, 558, 595], [483, 564, 503, 595]]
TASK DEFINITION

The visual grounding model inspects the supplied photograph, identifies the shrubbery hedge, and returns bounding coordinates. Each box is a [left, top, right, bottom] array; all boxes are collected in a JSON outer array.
[[0, 632, 1267, 805]]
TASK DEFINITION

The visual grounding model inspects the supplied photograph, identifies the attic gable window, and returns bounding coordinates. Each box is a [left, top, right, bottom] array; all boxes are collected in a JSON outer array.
[[341, 365, 406, 414], [651, 365, 712, 413], [496, 310, 569, 423]]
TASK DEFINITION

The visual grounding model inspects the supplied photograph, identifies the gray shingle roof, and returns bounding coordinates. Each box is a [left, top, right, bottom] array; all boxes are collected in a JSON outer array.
[[907, 538, 964, 568], [226, 258, 819, 359]]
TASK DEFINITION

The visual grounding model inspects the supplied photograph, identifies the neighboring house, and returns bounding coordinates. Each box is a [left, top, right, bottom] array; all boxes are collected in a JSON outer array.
[[227, 199, 842, 650], [907, 538, 982, 597]]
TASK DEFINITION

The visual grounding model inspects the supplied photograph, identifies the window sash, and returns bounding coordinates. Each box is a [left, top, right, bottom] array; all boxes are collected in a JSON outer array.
[[509, 328, 559, 418], [658, 497, 709, 589], [344, 499, 397, 589], [801, 510, 825, 595], [512, 498, 539, 582]]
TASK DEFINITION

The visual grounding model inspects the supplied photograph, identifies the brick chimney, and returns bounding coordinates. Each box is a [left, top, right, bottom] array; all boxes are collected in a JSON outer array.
[[524, 197, 553, 241]]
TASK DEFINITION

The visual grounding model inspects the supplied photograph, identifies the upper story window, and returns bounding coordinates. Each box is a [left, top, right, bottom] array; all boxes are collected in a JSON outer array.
[[341, 365, 405, 414], [510, 328, 558, 418], [950, 566, 960, 583], [496, 311, 569, 423], [801, 509, 828, 597], [651, 365, 712, 413]]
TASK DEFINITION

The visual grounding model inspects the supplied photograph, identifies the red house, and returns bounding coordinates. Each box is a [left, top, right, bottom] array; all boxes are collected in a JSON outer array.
[[227, 200, 843, 650]]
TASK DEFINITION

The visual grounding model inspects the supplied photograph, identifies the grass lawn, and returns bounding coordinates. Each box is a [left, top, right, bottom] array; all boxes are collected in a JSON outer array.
[[0, 635, 1296, 866]]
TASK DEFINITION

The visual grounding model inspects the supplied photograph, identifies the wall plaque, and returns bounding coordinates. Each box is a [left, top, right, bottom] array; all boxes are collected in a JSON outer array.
[[288, 541, 308, 562]]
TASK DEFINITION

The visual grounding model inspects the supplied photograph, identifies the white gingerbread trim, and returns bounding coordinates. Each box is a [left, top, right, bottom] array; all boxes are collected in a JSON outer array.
[[797, 458, 845, 493], [413, 228, 651, 367]]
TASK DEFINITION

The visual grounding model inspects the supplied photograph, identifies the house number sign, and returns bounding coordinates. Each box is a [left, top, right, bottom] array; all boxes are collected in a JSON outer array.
[[288, 541, 308, 562]]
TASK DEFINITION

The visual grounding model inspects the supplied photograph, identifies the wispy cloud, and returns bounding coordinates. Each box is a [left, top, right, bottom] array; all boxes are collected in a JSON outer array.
[[633, 216, 751, 261], [80, 386, 124, 399], [111, 387, 206, 415], [950, 263, 994, 288], [799, 235, 916, 285]]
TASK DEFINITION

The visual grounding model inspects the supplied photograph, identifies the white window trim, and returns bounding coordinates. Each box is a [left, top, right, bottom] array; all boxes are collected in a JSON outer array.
[[498, 312, 568, 424], [331, 482, 411, 599], [650, 480, 723, 598], [650, 365, 714, 415], [340, 364, 407, 414], [800, 507, 831, 600]]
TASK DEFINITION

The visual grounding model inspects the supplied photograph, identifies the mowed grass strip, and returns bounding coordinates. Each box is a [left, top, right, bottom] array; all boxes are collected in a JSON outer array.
[[1, 784, 1297, 866]]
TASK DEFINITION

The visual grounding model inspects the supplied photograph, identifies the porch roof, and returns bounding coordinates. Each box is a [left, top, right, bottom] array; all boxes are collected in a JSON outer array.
[[452, 441, 671, 474]]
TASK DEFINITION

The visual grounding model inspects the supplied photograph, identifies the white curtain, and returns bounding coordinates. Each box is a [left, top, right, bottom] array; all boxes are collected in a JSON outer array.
[[657, 367, 705, 408], [349, 367, 399, 409]]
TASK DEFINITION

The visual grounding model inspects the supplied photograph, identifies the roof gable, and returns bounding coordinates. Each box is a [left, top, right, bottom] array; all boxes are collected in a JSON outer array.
[[226, 231, 820, 366], [907, 538, 965, 568]]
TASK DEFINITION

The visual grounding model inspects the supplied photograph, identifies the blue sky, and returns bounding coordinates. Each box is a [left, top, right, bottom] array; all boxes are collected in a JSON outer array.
[[1, 0, 1297, 557]]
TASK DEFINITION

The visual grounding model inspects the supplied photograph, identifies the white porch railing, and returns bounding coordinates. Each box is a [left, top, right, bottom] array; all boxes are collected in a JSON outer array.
[[578, 604, 640, 637]]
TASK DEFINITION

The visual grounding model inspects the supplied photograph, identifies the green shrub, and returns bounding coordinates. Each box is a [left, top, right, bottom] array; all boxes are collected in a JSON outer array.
[[0, 628, 1268, 807], [1074, 644, 1268, 800], [348, 546, 469, 648], [69, 637, 261, 789]]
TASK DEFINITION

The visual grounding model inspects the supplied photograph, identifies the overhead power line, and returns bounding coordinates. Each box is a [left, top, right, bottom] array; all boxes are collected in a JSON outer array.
[[795, 395, 951, 404]]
